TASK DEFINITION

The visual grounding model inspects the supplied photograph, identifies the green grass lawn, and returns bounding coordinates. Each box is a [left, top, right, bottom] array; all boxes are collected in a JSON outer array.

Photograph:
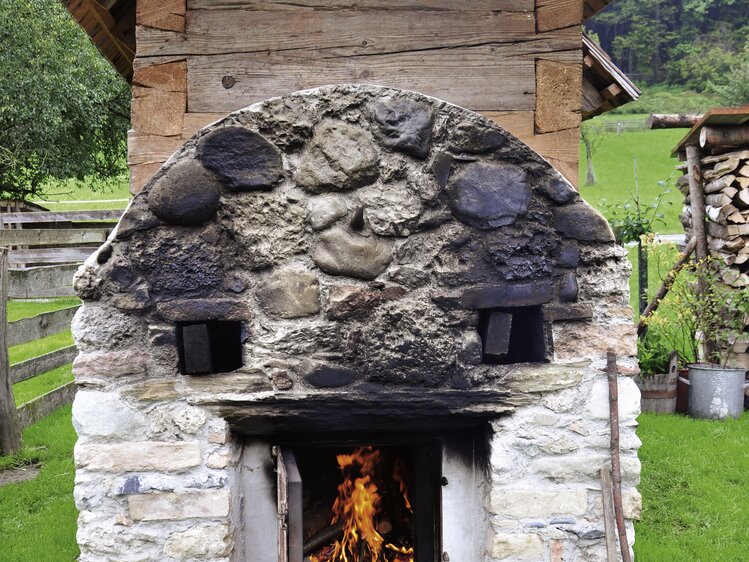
[[579, 115, 686, 234], [0, 406, 79, 561], [31, 174, 131, 211], [634, 412, 749, 561]]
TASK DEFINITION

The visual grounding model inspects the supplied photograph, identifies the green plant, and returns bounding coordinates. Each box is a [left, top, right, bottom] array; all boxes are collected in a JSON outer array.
[[637, 328, 674, 376]]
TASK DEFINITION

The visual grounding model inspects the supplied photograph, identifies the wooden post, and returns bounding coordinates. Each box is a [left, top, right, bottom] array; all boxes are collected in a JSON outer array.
[[0, 248, 22, 455], [686, 145, 708, 262], [607, 351, 632, 562], [600, 465, 618, 562]]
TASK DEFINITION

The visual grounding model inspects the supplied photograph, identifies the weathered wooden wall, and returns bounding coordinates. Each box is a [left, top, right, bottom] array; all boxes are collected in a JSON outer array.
[[129, 0, 584, 193]]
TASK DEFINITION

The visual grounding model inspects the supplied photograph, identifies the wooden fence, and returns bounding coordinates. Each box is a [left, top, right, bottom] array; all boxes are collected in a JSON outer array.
[[601, 118, 648, 134], [0, 207, 122, 454]]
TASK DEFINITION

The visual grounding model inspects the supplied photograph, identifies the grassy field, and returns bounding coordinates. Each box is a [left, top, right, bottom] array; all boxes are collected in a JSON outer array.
[[579, 115, 686, 234], [31, 174, 131, 211], [634, 412, 749, 561]]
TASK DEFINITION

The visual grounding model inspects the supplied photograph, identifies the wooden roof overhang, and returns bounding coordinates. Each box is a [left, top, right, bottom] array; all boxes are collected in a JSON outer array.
[[581, 33, 640, 120], [672, 107, 749, 159], [62, 0, 135, 82]]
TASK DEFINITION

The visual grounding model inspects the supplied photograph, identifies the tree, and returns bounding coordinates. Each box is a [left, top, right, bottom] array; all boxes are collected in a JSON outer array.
[[0, 0, 129, 201], [580, 120, 605, 186]]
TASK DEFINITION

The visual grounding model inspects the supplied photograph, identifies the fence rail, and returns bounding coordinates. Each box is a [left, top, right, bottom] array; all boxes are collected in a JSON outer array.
[[0, 228, 109, 246], [8, 265, 80, 299], [15, 381, 77, 430], [0, 209, 121, 224], [7, 306, 80, 347]]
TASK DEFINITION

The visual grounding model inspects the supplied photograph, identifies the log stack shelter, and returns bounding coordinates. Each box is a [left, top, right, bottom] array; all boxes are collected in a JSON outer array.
[[64, 0, 638, 194]]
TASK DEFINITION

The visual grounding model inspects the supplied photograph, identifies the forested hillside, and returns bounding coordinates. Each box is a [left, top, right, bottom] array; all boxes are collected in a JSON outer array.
[[588, 0, 749, 105]]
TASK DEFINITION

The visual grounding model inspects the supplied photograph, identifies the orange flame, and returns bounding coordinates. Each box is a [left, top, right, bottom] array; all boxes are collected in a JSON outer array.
[[310, 446, 414, 562]]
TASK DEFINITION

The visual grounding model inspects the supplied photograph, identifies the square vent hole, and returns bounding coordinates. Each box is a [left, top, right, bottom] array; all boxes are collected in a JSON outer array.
[[177, 320, 243, 375], [478, 306, 546, 364]]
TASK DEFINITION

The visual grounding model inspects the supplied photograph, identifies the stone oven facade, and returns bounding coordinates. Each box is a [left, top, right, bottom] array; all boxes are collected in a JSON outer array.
[[71, 85, 640, 562]]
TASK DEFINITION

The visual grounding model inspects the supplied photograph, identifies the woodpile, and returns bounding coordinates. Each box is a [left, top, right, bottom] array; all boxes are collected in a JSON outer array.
[[679, 148, 749, 287]]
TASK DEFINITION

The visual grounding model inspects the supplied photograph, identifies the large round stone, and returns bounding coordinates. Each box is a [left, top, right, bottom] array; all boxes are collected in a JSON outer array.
[[296, 121, 379, 192], [552, 203, 615, 242], [197, 127, 282, 191], [147, 160, 220, 226], [448, 162, 531, 229], [312, 228, 392, 280]]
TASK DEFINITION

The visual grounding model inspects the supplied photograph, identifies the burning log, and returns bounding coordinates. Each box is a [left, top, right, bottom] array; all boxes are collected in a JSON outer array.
[[303, 520, 345, 556]]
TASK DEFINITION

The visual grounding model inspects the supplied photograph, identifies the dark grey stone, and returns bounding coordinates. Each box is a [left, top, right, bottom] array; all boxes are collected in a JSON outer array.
[[271, 371, 294, 391], [448, 162, 531, 229], [553, 203, 615, 242], [461, 280, 554, 309], [147, 160, 221, 225], [96, 243, 113, 265], [559, 271, 579, 302], [256, 269, 320, 319], [130, 230, 222, 294], [197, 127, 282, 191], [301, 360, 357, 388], [448, 120, 507, 154], [115, 198, 161, 240], [579, 530, 606, 540], [119, 476, 141, 495], [313, 227, 392, 280], [373, 98, 433, 158], [296, 121, 379, 192], [481, 310, 512, 357], [538, 177, 578, 205], [431, 152, 453, 187], [557, 240, 580, 268], [181, 323, 213, 374]]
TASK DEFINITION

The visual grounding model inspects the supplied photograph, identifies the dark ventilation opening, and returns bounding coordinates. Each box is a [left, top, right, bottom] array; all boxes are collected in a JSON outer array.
[[176, 320, 243, 375], [478, 306, 545, 364]]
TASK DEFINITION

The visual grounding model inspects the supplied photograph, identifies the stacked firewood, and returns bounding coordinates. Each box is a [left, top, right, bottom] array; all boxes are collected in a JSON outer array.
[[679, 148, 749, 287]]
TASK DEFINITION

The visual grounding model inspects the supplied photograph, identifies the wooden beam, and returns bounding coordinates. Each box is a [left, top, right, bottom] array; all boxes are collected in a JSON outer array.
[[0, 228, 109, 247], [8, 265, 79, 299], [8, 248, 97, 266], [0, 249, 22, 454], [700, 125, 749, 149], [536, 0, 583, 32], [136, 0, 186, 32], [10, 346, 78, 385], [0, 210, 121, 224], [16, 382, 77, 431], [132, 86, 186, 136], [7, 307, 80, 348], [535, 59, 582, 134], [189, 0, 534, 12], [127, 131, 183, 166]]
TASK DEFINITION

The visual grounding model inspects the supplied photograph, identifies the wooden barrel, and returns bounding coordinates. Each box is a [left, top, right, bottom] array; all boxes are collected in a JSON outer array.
[[637, 353, 679, 414]]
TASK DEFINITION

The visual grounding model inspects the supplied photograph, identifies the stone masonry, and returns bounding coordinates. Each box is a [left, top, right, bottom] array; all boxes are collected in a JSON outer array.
[[71, 85, 640, 561]]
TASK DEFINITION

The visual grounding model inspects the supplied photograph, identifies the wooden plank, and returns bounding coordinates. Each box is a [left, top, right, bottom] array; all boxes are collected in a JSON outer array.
[[188, 1, 534, 11], [0, 228, 109, 247], [16, 381, 77, 430], [8, 248, 96, 266], [0, 209, 121, 224], [138, 8, 535, 58], [130, 162, 164, 195], [137, 0, 186, 32], [600, 465, 618, 562], [186, 50, 536, 113], [0, 249, 22, 454], [127, 130, 183, 165], [535, 59, 582, 133], [525, 128, 580, 187], [133, 60, 187, 92], [183, 113, 226, 138], [7, 306, 80, 347], [8, 265, 79, 299], [10, 346, 78, 385], [536, 0, 583, 32], [132, 86, 186, 136], [482, 110, 535, 141]]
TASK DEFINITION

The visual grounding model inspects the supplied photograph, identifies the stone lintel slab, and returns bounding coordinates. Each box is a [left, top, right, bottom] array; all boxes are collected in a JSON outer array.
[[128, 489, 231, 521], [461, 280, 554, 310]]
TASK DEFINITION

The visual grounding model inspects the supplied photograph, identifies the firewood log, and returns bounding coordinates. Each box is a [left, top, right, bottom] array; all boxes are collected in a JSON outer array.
[[706, 204, 740, 223], [734, 189, 749, 210], [705, 192, 734, 207], [701, 149, 749, 165], [704, 174, 735, 194], [736, 177, 749, 189], [700, 125, 749, 149], [647, 113, 701, 129], [703, 158, 740, 180]]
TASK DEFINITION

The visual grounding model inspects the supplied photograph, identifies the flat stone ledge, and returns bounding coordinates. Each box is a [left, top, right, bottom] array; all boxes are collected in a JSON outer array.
[[75, 441, 202, 472], [128, 490, 231, 521]]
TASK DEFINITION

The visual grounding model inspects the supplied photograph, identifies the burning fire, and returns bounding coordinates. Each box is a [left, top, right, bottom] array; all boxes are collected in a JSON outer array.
[[309, 446, 414, 562]]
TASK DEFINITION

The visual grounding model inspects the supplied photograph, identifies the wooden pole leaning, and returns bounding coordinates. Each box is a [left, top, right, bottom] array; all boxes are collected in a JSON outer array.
[[607, 351, 632, 562], [0, 248, 22, 455]]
